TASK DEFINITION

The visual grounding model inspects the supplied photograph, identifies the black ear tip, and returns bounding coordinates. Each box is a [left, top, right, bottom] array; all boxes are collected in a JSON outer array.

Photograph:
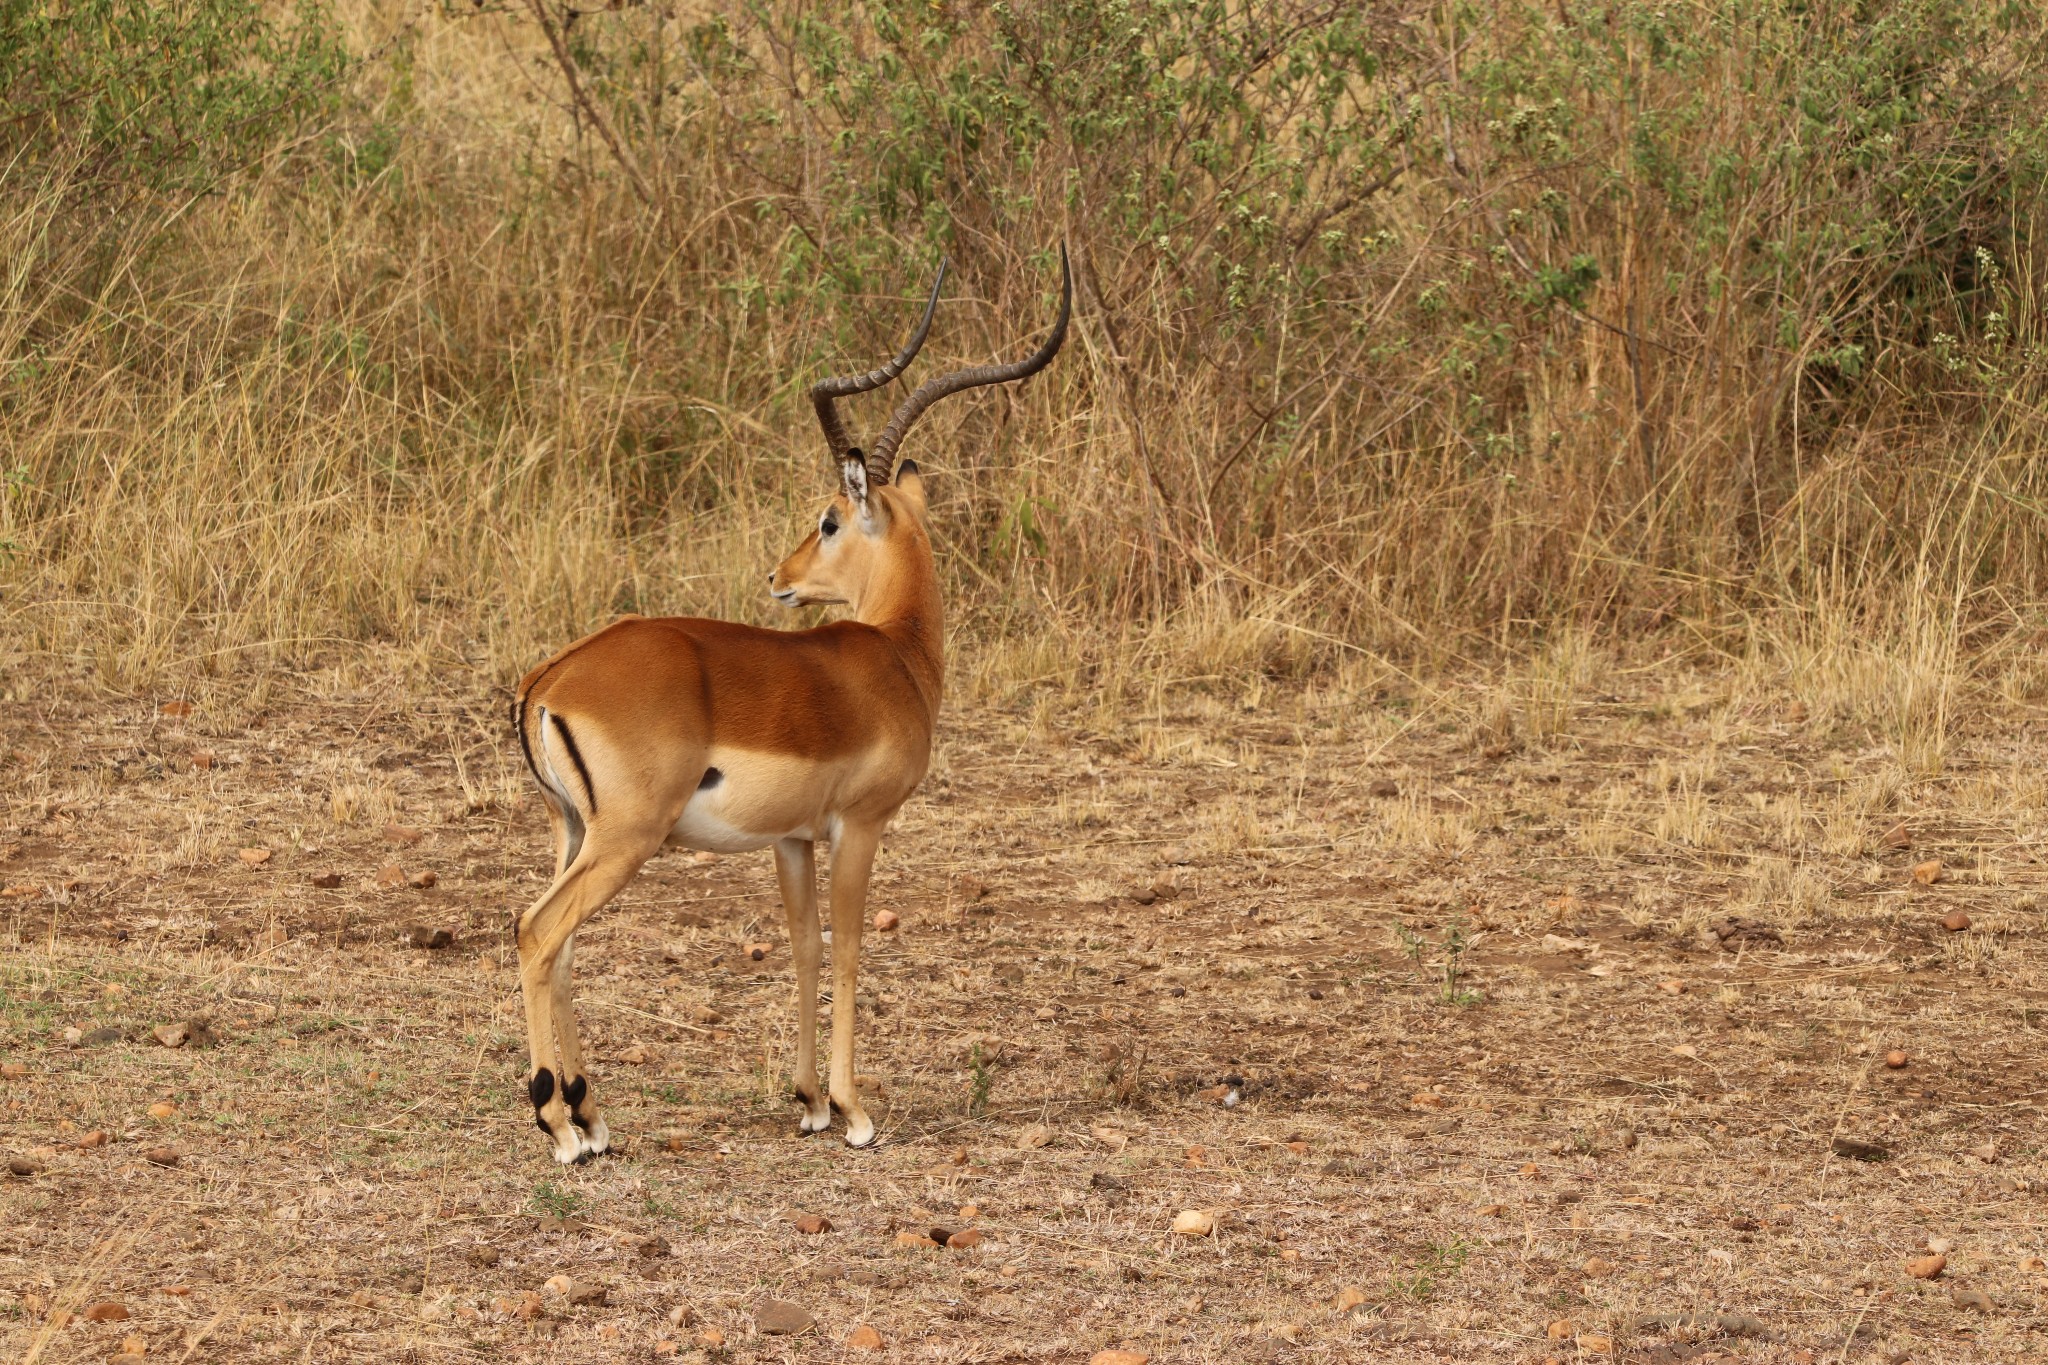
[[897, 459, 920, 477], [845, 446, 864, 461]]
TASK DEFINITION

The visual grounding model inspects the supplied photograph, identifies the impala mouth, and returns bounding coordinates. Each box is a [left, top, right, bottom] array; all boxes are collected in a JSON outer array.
[[771, 587, 800, 606]]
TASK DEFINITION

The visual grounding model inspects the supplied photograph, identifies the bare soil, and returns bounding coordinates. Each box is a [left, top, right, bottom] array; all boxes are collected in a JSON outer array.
[[3, 670, 2046, 1363]]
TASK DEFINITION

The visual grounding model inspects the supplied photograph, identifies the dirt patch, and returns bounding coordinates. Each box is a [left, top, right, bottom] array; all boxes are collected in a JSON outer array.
[[2, 675, 2046, 1361]]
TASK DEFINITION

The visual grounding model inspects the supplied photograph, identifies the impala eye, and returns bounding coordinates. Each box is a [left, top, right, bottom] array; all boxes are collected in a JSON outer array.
[[820, 514, 840, 537]]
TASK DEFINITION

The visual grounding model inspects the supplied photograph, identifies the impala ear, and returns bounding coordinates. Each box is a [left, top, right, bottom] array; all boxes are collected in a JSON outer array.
[[893, 459, 928, 520], [840, 450, 871, 509]]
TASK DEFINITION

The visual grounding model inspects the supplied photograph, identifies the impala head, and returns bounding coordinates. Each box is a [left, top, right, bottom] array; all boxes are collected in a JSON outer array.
[[768, 245, 1072, 613]]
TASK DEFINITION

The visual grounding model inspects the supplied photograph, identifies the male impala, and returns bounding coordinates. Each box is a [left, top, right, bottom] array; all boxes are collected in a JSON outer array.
[[509, 250, 1070, 1162]]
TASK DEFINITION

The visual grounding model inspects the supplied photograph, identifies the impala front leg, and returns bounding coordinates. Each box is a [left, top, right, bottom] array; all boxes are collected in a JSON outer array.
[[825, 821, 882, 1147], [774, 837, 830, 1134]]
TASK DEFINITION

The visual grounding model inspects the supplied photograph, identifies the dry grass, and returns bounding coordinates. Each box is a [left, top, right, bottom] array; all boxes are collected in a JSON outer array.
[[5, 657, 2048, 1362]]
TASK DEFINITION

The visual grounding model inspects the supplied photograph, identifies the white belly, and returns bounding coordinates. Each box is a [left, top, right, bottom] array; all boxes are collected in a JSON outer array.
[[669, 790, 784, 853]]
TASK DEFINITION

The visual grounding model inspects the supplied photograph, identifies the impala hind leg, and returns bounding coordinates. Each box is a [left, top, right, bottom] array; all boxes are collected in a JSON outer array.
[[825, 822, 882, 1147], [549, 934, 608, 1155], [773, 838, 830, 1133], [515, 840, 648, 1163]]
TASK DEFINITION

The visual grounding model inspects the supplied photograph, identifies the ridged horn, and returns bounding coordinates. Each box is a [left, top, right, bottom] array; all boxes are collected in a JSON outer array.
[[809, 262, 948, 460], [865, 243, 1071, 486]]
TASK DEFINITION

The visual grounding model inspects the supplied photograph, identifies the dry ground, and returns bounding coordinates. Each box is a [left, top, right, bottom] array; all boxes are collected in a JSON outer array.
[[3, 661, 2047, 1364]]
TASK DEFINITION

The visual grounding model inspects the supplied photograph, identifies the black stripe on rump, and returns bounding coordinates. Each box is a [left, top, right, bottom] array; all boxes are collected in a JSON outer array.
[[698, 766, 723, 790], [514, 691, 541, 785], [551, 713, 599, 816]]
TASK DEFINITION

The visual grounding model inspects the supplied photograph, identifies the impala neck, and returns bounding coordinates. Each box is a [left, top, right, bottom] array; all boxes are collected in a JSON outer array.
[[855, 532, 944, 720]]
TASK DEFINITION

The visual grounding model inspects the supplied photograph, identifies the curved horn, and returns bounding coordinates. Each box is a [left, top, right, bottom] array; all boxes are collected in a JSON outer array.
[[809, 262, 948, 459], [866, 242, 1071, 486]]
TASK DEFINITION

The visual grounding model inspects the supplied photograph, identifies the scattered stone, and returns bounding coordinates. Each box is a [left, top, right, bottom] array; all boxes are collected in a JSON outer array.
[[0, 1063, 24, 1081], [1546, 1319, 1574, 1340], [1941, 910, 1971, 932], [1333, 1286, 1367, 1313], [83, 1027, 122, 1046], [1912, 859, 1944, 886], [190, 749, 216, 770], [691, 1005, 724, 1025], [847, 1325, 885, 1350], [1172, 1209, 1215, 1237], [405, 927, 453, 950], [542, 1274, 576, 1296], [78, 1130, 108, 1148], [793, 1213, 832, 1235], [1580, 1334, 1615, 1353], [1885, 1050, 1910, 1069], [147, 1101, 176, 1119], [1951, 1287, 1993, 1312], [1881, 822, 1912, 848], [408, 869, 438, 889], [159, 700, 194, 717], [153, 1023, 191, 1049], [895, 1230, 939, 1250], [1658, 978, 1686, 994], [84, 1301, 131, 1322], [745, 942, 771, 961], [567, 1282, 608, 1307], [1367, 777, 1400, 798], [467, 1245, 500, 1268], [873, 910, 900, 932], [692, 1327, 724, 1349], [374, 863, 407, 889], [310, 871, 343, 889], [946, 1227, 984, 1250], [1090, 1352, 1150, 1365], [237, 847, 271, 866], [1831, 1136, 1890, 1162], [1906, 1253, 1947, 1280], [383, 824, 424, 846], [754, 1298, 813, 1335], [1015, 1122, 1052, 1150], [5, 1157, 39, 1177]]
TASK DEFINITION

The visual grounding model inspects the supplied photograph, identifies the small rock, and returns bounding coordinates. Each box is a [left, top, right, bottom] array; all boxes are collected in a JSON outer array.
[[1546, 1319, 1574, 1340], [1951, 1287, 1993, 1312], [567, 1283, 608, 1307], [637, 1235, 669, 1260], [1332, 1285, 1367, 1313], [1172, 1209, 1215, 1237], [745, 941, 771, 961], [847, 1325, 885, 1350], [1831, 1136, 1890, 1162], [467, 1245, 500, 1268], [83, 1026, 122, 1046], [190, 749, 216, 770], [754, 1297, 813, 1335], [78, 1130, 108, 1148], [405, 927, 453, 950], [374, 863, 407, 889], [1612, 1128, 1638, 1151], [1581, 1334, 1615, 1353], [512, 1291, 543, 1321], [1885, 1050, 1909, 1069], [237, 847, 271, 866], [63, 1028, 82, 1044], [144, 1147, 179, 1166], [5, 1157, 39, 1177], [1090, 1352, 1150, 1365], [1881, 822, 1911, 848], [1658, 978, 1686, 994], [692, 1328, 724, 1348], [1907, 1253, 1947, 1280], [152, 1023, 190, 1049], [1130, 887, 1157, 906], [1941, 909, 1971, 932], [310, 871, 343, 889], [147, 1101, 176, 1119], [0, 1062, 25, 1080], [1711, 916, 1782, 946], [792, 1213, 832, 1235], [1015, 1123, 1052, 1150], [1367, 777, 1399, 798], [873, 910, 900, 932], [616, 1043, 653, 1065], [383, 824, 424, 846], [1925, 1236, 1952, 1255], [84, 1301, 131, 1321], [946, 1227, 984, 1250], [895, 1230, 939, 1249], [408, 869, 438, 889], [691, 1005, 724, 1024], [1912, 859, 1944, 886], [542, 1274, 576, 1296]]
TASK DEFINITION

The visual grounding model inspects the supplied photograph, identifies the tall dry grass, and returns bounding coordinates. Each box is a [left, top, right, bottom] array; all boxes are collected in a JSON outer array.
[[1, 0, 2045, 763]]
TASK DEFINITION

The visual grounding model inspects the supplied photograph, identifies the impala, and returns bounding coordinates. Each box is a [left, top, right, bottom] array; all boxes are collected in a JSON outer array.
[[509, 250, 1070, 1162]]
